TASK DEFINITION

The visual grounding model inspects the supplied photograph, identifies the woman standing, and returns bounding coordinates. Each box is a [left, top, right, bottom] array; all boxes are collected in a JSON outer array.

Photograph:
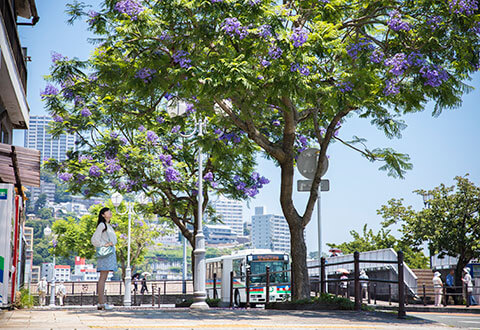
[[91, 207, 118, 310]]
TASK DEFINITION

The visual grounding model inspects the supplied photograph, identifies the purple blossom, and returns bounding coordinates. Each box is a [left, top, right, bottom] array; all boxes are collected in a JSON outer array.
[[114, 0, 144, 20], [290, 62, 300, 72], [472, 22, 480, 34], [146, 130, 159, 144], [165, 166, 181, 182], [211, 0, 223, 2], [298, 135, 308, 147], [204, 172, 214, 181], [337, 81, 353, 93], [272, 120, 280, 126], [249, 0, 262, 4], [172, 125, 180, 133], [156, 116, 165, 123], [419, 65, 449, 87], [89, 165, 102, 177], [87, 10, 99, 26], [52, 239, 57, 248], [53, 115, 64, 123], [258, 25, 272, 39], [387, 10, 411, 32], [105, 158, 121, 174], [138, 125, 145, 132], [290, 28, 308, 47], [79, 155, 93, 162], [426, 16, 443, 30], [186, 103, 196, 115], [384, 53, 408, 76], [81, 108, 92, 117], [268, 46, 283, 59], [347, 38, 374, 59], [51, 51, 65, 63], [164, 92, 173, 101], [120, 234, 127, 239], [110, 131, 119, 139], [406, 52, 425, 67], [40, 84, 59, 98], [370, 49, 384, 63], [120, 137, 128, 145], [299, 66, 310, 76], [222, 18, 249, 39], [261, 59, 271, 67], [448, 0, 478, 16], [384, 79, 400, 96], [135, 68, 156, 83], [173, 50, 192, 69], [158, 154, 173, 166], [58, 172, 73, 182], [159, 31, 172, 42]]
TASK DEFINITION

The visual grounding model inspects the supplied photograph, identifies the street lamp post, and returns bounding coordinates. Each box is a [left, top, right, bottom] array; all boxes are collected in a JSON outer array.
[[111, 192, 133, 307], [422, 193, 434, 268], [168, 103, 208, 309], [44, 226, 56, 307]]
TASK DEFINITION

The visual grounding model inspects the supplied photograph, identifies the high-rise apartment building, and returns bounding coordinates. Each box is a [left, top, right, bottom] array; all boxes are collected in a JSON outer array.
[[24, 115, 76, 161], [24, 115, 76, 202], [251, 206, 290, 252], [210, 195, 244, 235]]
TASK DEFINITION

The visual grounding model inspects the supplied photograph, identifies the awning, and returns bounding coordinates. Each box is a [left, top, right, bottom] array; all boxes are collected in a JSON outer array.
[[0, 142, 40, 190]]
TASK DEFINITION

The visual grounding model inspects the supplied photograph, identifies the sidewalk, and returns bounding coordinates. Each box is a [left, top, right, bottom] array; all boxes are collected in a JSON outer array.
[[370, 299, 480, 314], [0, 307, 461, 329]]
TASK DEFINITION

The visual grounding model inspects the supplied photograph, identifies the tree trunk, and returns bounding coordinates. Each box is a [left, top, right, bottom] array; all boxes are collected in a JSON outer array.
[[279, 159, 310, 300], [455, 257, 469, 287], [289, 221, 310, 300]]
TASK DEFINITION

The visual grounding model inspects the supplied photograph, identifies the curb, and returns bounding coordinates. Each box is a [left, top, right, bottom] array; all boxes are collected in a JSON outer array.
[[373, 305, 480, 314]]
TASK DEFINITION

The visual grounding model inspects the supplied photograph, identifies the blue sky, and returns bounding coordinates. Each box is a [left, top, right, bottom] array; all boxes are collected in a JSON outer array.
[[14, 1, 480, 256]]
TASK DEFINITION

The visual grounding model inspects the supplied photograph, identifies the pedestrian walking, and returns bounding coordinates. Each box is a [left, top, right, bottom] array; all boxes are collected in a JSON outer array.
[[463, 267, 477, 306], [132, 273, 140, 293], [445, 269, 457, 305], [340, 273, 348, 297], [141, 276, 149, 294], [91, 207, 118, 310], [38, 277, 48, 306], [56, 281, 67, 306], [432, 271, 443, 306], [359, 270, 369, 301]]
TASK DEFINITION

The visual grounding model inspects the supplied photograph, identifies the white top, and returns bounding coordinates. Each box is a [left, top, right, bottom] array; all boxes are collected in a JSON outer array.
[[91, 223, 117, 248], [38, 280, 48, 292], [432, 276, 443, 288], [463, 273, 473, 292], [56, 284, 66, 295]]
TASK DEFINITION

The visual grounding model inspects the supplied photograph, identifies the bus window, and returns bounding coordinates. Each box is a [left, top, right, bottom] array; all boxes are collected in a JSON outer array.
[[249, 261, 289, 284]]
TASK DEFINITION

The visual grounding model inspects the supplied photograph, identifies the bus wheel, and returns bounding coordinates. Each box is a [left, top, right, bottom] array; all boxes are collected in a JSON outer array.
[[234, 289, 241, 307]]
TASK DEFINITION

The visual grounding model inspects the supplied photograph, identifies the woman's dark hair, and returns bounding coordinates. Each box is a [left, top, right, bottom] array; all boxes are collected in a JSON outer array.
[[97, 207, 110, 232]]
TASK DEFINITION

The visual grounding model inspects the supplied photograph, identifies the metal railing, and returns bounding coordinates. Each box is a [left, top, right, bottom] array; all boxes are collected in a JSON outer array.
[[30, 279, 194, 306]]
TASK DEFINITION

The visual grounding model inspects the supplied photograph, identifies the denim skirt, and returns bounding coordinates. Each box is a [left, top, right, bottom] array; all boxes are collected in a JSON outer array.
[[96, 248, 118, 272]]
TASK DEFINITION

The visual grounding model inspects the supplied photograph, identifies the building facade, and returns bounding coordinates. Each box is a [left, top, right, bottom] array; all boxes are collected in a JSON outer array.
[[24, 115, 77, 161], [251, 206, 290, 252], [24, 115, 77, 202], [210, 196, 244, 236], [204, 224, 237, 245], [41, 263, 71, 282]]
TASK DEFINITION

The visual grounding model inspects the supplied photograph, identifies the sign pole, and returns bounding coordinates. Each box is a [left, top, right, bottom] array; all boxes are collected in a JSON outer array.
[[317, 192, 321, 263]]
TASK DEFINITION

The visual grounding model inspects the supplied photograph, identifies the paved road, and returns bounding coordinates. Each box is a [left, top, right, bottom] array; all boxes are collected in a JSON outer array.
[[0, 307, 461, 329], [410, 312, 480, 329]]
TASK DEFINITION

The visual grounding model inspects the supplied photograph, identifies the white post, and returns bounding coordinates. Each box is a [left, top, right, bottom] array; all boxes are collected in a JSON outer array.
[[191, 119, 208, 309], [182, 234, 187, 294], [317, 192, 321, 264], [124, 203, 132, 306], [49, 255, 56, 307]]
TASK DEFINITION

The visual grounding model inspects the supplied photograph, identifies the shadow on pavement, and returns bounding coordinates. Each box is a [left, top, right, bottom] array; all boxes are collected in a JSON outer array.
[[60, 308, 440, 326]]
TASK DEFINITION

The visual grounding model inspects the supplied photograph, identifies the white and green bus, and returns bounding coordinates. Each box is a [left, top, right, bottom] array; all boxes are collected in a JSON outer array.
[[206, 249, 290, 306]]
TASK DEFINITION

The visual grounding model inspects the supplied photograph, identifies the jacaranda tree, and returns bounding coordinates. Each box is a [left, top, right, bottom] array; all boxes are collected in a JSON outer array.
[[44, 0, 480, 299]]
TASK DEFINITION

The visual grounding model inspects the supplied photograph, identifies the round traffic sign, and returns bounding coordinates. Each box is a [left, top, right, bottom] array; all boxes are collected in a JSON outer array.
[[297, 148, 328, 179]]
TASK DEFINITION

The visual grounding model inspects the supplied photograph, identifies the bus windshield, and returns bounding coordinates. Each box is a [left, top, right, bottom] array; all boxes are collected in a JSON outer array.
[[249, 261, 289, 284]]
